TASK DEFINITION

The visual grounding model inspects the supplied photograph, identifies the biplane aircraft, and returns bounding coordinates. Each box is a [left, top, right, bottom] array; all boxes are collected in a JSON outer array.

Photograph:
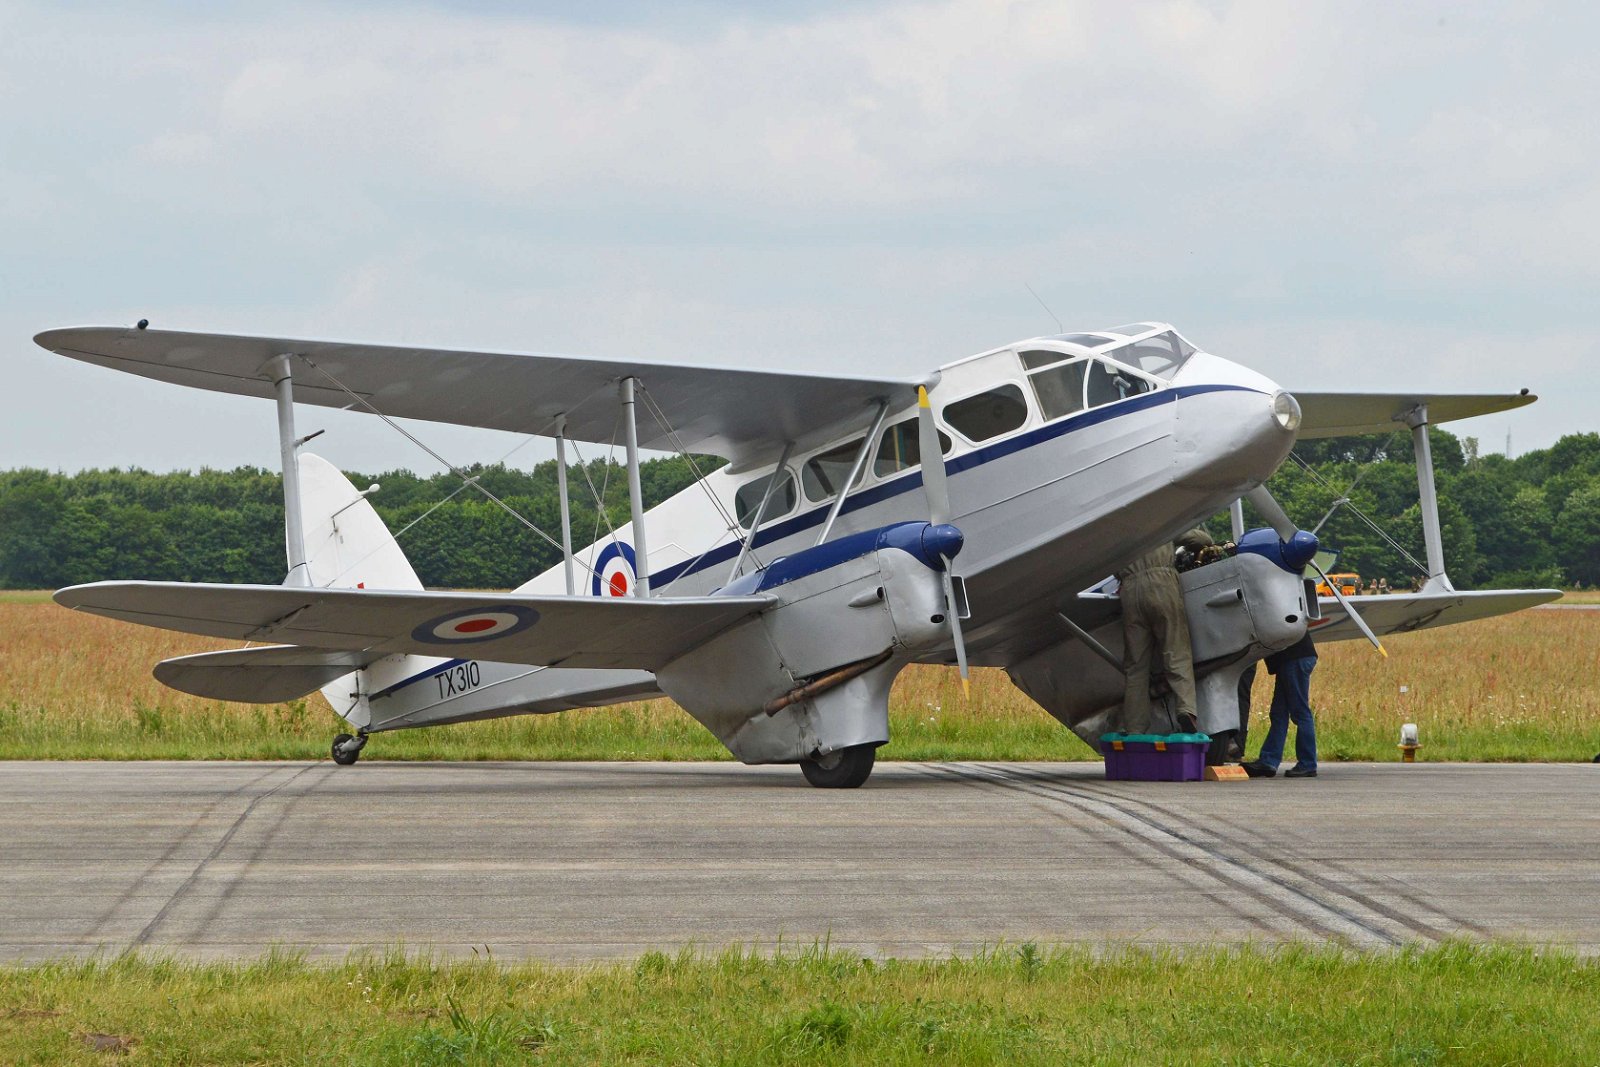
[[38, 322, 1559, 786]]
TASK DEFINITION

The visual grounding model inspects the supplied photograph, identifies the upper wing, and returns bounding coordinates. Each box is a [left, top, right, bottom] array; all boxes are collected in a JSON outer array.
[[1308, 588, 1560, 642], [35, 326, 927, 470], [1293, 392, 1535, 439], [55, 581, 771, 671]]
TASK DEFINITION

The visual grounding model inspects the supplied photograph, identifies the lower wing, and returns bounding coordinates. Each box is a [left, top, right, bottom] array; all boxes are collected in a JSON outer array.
[[55, 581, 771, 672], [1308, 588, 1561, 642]]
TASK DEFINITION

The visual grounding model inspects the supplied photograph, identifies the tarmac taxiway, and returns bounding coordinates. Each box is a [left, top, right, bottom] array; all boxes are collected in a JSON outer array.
[[2, 760, 1596, 961]]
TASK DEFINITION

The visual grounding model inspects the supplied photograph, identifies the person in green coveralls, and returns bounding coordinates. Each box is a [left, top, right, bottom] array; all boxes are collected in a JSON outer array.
[[1116, 530, 1211, 733]]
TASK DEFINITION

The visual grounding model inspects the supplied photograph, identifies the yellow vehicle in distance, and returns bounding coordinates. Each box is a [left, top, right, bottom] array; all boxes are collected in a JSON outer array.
[[1316, 572, 1362, 597]]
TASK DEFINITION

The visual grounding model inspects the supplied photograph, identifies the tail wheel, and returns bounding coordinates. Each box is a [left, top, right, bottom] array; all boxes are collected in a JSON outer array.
[[801, 744, 876, 789], [331, 733, 361, 766]]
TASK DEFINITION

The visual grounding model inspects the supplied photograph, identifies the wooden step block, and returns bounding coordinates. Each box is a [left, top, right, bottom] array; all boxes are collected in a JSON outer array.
[[1204, 765, 1250, 782]]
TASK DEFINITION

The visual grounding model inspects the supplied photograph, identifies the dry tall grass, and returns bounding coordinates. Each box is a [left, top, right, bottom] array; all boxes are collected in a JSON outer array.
[[2, 593, 1594, 761]]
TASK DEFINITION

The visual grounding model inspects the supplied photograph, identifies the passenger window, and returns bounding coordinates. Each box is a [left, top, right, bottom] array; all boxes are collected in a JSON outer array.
[[1086, 360, 1150, 408], [873, 418, 952, 477], [802, 438, 867, 502], [1029, 359, 1087, 421], [942, 384, 1028, 443], [735, 469, 796, 529]]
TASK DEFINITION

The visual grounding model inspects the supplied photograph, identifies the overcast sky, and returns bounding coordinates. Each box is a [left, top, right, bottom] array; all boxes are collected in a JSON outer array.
[[3, 0, 1595, 475]]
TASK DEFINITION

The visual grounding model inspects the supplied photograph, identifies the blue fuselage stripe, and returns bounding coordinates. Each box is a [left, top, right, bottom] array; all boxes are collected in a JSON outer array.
[[649, 383, 1257, 591], [369, 658, 465, 700]]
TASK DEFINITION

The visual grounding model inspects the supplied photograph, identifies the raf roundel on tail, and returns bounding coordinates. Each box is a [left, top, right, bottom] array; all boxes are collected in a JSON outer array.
[[592, 542, 637, 598]]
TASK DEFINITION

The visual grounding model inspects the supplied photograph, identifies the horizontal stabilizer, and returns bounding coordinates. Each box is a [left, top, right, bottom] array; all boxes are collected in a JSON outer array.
[[57, 582, 772, 671], [155, 646, 385, 702], [1293, 392, 1535, 439], [1309, 588, 1561, 642]]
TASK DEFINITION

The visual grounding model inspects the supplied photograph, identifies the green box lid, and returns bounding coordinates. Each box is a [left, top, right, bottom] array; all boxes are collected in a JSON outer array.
[[1099, 732, 1212, 744]]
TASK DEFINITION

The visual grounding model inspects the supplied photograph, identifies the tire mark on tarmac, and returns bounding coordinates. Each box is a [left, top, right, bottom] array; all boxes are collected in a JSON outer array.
[[1108, 792, 1488, 941], [936, 763, 1405, 948], [83, 764, 287, 947], [131, 763, 322, 947], [184, 765, 335, 947], [906, 764, 1286, 940]]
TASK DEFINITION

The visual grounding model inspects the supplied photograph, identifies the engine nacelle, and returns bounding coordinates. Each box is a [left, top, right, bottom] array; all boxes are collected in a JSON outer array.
[[1007, 527, 1318, 746], [656, 522, 961, 764]]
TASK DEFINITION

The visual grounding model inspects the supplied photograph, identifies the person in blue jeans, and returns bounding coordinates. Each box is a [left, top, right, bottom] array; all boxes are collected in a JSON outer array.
[[1243, 632, 1318, 779]]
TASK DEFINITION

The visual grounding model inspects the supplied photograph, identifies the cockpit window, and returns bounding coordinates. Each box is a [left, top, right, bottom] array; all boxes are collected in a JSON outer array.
[[1028, 358, 1088, 421], [942, 384, 1029, 443], [1104, 331, 1195, 379], [1086, 359, 1151, 407], [874, 418, 951, 477], [1108, 323, 1162, 337], [802, 438, 867, 502], [735, 468, 796, 530]]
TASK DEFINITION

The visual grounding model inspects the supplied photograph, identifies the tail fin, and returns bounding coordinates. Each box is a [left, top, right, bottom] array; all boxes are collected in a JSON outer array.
[[297, 453, 425, 727], [297, 452, 421, 592]]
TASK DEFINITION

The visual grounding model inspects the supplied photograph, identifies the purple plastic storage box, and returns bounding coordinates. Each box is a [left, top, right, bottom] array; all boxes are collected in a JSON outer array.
[[1099, 732, 1211, 782]]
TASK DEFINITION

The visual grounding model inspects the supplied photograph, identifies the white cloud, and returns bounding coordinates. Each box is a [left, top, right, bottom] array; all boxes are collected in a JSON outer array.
[[2, 0, 1598, 471]]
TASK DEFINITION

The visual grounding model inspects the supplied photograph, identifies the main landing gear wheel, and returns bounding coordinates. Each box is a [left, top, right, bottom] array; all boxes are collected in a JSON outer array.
[[331, 733, 366, 766], [801, 744, 876, 789]]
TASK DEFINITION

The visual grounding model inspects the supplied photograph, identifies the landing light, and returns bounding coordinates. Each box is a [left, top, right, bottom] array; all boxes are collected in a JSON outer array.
[[1273, 391, 1302, 432]]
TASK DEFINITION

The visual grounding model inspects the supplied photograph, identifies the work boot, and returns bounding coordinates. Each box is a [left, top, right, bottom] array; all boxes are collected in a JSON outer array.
[[1284, 764, 1318, 778], [1241, 761, 1276, 779]]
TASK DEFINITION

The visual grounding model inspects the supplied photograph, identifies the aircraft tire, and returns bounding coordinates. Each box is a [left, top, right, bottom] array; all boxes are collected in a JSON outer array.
[[801, 744, 875, 789], [331, 733, 361, 766]]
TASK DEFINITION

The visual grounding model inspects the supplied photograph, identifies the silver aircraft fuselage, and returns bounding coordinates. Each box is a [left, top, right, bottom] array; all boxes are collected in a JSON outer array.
[[357, 328, 1299, 732]]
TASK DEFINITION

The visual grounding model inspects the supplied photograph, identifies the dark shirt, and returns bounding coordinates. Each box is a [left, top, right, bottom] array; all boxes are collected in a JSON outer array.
[[1264, 632, 1317, 674]]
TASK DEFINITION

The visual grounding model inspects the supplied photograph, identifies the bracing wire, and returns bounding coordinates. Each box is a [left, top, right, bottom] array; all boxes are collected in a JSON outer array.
[[635, 381, 766, 581], [1286, 446, 1430, 578], [294, 354, 606, 582]]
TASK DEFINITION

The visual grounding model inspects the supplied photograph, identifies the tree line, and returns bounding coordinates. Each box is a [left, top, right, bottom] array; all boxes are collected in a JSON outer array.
[[2, 430, 1597, 591]]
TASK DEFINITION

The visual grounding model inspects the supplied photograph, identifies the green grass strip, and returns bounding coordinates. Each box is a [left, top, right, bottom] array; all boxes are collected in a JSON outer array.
[[1, 942, 1595, 1064]]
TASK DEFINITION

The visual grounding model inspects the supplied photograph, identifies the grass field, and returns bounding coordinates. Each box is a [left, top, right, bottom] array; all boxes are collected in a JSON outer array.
[[2, 592, 1596, 762], [1, 944, 1595, 1065]]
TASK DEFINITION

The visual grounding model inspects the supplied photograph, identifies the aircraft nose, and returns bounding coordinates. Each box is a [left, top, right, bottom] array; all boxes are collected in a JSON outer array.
[[1172, 385, 1299, 490]]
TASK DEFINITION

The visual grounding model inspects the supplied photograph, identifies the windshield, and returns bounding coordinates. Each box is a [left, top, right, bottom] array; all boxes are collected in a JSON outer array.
[[1099, 330, 1195, 380]]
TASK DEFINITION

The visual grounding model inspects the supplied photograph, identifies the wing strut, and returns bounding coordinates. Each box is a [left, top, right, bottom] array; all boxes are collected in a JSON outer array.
[[621, 376, 651, 597], [555, 415, 576, 595], [1405, 403, 1454, 593], [267, 354, 311, 588], [816, 400, 890, 546], [728, 441, 794, 583]]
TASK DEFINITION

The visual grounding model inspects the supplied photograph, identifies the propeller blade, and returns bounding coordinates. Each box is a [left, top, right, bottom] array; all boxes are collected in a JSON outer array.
[[1310, 560, 1388, 657], [940, 564, 971, 697], [917, 386, 950, 526], [918, 386, 968, 694], [1245, 485, 1298, 542]]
